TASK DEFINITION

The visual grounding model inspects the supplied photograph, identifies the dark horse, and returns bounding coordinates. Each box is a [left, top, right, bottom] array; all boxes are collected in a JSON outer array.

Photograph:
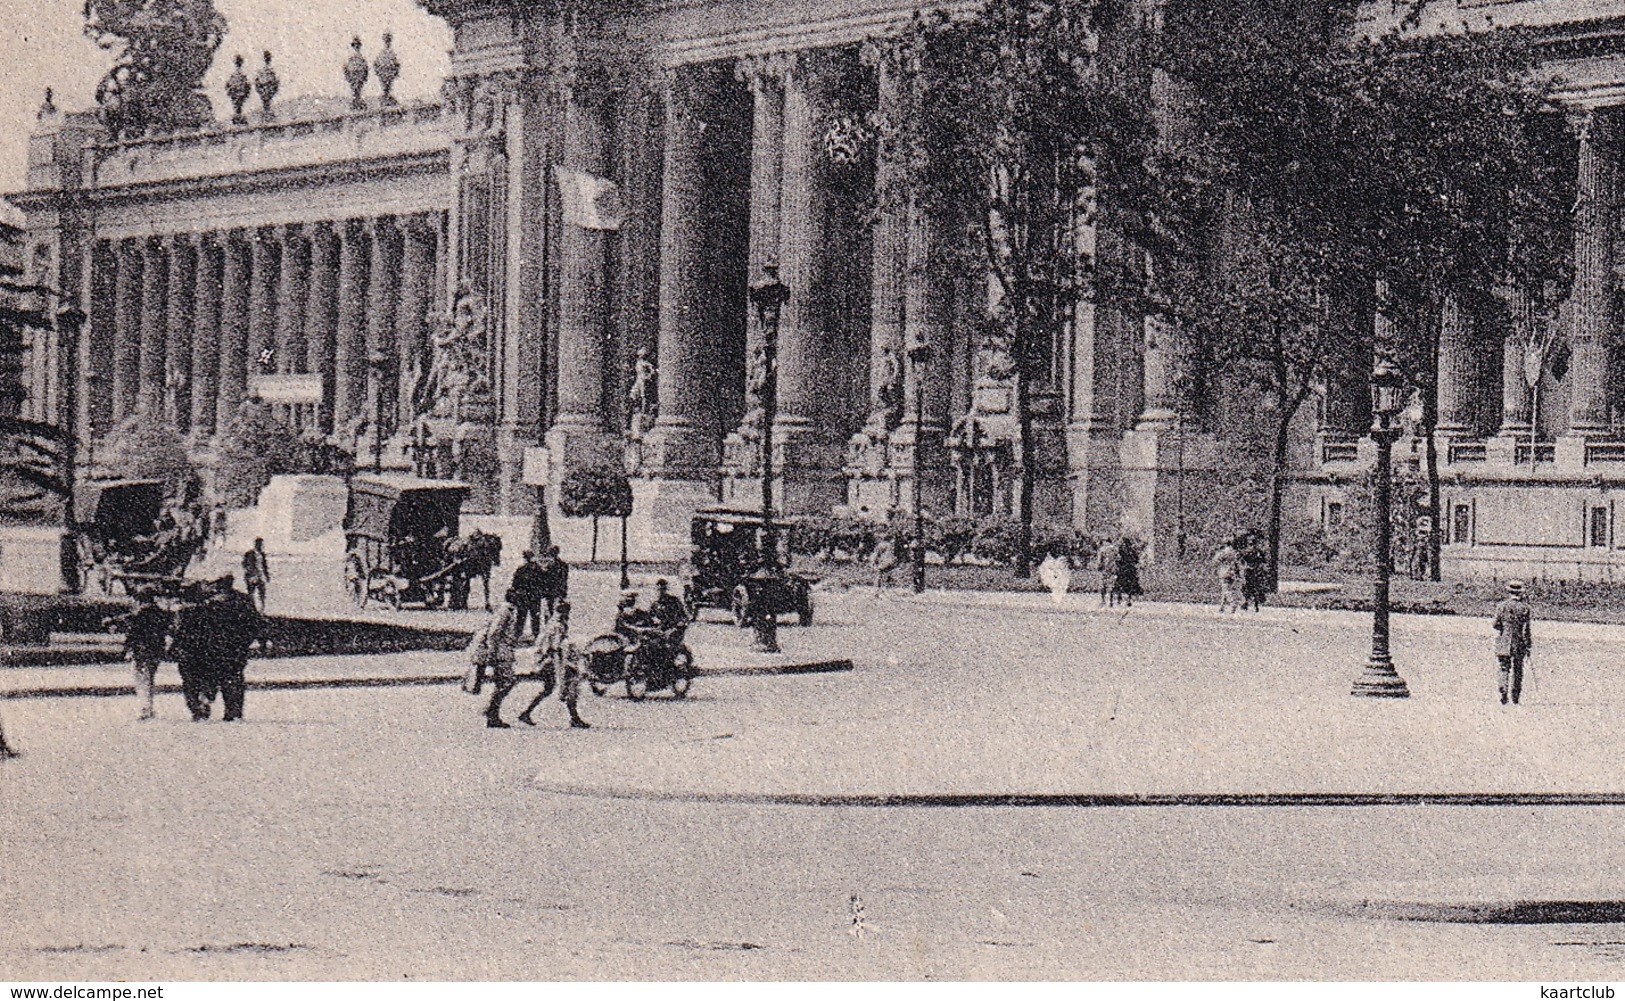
[[445, 529, 503, 611]]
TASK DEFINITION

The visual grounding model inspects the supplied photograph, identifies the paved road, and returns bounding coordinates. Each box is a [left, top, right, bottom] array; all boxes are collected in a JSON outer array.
[[6, 585, 1625, 979]]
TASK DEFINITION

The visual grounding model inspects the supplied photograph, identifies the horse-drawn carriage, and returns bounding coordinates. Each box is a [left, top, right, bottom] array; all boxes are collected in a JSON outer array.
[[75, 479, 207, 595], [342, 475, 494, 610]]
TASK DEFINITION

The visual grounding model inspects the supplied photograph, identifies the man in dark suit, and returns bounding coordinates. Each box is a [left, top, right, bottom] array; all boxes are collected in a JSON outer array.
[[1493, 579, 1534, 705]]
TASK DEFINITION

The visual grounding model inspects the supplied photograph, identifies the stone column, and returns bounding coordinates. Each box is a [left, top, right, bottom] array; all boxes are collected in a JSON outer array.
[[1567, 107, 1619, 438], [334, 219, 368, 431], [396, 215, 436, 427], [1436, 294, 1477, 436], [775, 48, 849, 511], [247, 227, 278, 390], [645, 64, 727, 479], [547, 64, 618, 470], [1501, 287, 1536, 436], [190, 233, 221, 437], [864, 43, 908, 434], [275, 224, 309, 374], [303, 222, 339, 434], [217, 231, 251, 426], [111, 239, 142, 424], [739, 54, 789, 402], [86, 240, 116, 440], [365, 216, 402, 443], [138, 238, 167, 416], [164, 234, 195, 430]]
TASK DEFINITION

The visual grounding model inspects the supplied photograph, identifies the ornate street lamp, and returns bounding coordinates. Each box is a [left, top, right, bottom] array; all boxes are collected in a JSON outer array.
[[1352, 355, 1411, 698], [908, 337, 935, 594], [746, 264, 790, 653]]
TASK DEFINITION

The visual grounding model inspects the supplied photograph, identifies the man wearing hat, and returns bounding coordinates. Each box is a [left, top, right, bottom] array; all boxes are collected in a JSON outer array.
[[1493, 580, 1534, 705], [508, 549, 547, 642]]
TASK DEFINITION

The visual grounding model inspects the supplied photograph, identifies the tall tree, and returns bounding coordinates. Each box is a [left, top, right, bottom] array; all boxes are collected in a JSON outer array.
[[1161, 0, 1573, 582], [897, 0, 1158, 576]]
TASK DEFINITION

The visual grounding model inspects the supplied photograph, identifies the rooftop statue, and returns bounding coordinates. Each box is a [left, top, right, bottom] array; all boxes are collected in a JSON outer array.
[[84, 0, 227, 138]]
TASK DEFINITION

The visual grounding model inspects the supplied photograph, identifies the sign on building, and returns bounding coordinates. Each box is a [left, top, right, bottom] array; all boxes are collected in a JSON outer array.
[[249, 374, 324, 405]]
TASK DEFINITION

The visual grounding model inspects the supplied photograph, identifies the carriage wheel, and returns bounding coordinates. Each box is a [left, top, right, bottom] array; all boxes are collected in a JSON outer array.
[[670, 646, 694, 700], [380, 577, 403, 612], [624, 652, 648, 701], [345, 556, 368, 608]]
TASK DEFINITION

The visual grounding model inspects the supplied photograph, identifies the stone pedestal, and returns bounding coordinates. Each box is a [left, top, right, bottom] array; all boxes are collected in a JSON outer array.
[[844, 426, 897, 519], [1118, 426, 1218, 564], [628, 476, 717, 561], [0, 525, 70, 595], [255, 474, 347, 549]]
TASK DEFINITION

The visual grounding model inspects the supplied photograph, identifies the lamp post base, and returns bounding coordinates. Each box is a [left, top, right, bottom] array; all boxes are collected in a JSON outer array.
[[1352, 654, 1411, 698]]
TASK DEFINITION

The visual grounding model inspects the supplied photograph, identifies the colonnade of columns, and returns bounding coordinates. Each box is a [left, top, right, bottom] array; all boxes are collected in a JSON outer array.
[[85, 213, 445, 446]]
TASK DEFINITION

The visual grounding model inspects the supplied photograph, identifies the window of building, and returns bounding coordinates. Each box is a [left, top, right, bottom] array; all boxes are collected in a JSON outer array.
[[1590, 506, 1610, 549], [1453, 504, 1472, 546], [1325, 501, 1344, 532]]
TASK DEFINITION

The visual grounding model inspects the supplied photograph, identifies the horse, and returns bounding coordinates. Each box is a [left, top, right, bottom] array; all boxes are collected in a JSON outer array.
[[446, 529, 503, 611]]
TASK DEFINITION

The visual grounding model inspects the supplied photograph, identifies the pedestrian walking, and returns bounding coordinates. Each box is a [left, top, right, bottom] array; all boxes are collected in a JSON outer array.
[[1212, 538, 1243, 613], [1037, 551, 1072, 604], [540, 545, 570, 619], [509, 550, 547, 641], [1114, 537, 1142, 608], [517, 602, 590, 729], [1096, 537, 1121, 607], [242, 537, 271, 613], [1493, 579, 1534, 705], [467, 590, 522, 728], [170, 583, 217, 721], [208, 575, 261, 722], [105, 589, 172, 720], [1239, 535, 1268, 612]]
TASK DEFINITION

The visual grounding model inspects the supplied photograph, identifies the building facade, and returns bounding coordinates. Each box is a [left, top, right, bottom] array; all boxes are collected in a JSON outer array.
[[11, 0, 1625, 573]]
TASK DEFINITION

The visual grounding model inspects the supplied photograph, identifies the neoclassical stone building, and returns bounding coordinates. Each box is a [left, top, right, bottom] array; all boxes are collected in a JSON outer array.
[[12, 0, 1625, 573]]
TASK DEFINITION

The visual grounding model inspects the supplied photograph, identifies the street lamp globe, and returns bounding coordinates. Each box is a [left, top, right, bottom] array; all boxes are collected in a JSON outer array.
[[749, 263, 791, 327], [1370, 356, 1405, 424]]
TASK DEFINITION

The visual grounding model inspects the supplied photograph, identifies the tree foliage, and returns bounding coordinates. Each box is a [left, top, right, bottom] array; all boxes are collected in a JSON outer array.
[[896, 0, 1159, 575], [214, 399, 302, 509], [101, 413, 197, 494], [1159, 0, 1573, 581], [558, 465, 633, 520]]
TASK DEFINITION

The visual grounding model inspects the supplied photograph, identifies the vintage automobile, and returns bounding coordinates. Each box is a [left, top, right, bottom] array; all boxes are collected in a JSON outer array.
[[75, 479, 205, 594], [681, 507, 814, 627], [342, 475, 473, 610]]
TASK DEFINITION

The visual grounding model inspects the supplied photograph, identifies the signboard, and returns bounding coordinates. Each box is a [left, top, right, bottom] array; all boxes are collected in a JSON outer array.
[[248, 374, 324, 405], [521, 446, 553, 487]]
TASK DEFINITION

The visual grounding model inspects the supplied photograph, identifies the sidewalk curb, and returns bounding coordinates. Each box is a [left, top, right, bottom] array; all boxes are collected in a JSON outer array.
[[0, 658, 854, 700], [534, 787, 1625, 809]]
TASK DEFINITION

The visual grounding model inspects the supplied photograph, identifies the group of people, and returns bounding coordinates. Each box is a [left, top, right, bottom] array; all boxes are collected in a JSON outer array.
[[1095, 538, 1144, 608], [463, 546, 586, 730], [105, 575, 262, 722], [1210, 534, 1270, 613]]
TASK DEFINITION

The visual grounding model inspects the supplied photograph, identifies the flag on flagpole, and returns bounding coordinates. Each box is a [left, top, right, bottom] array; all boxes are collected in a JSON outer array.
[[554, 166, 625, 231]]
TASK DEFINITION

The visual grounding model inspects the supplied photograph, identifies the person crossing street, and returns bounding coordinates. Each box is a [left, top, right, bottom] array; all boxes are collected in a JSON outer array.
[[1494, 579, 1534, 705]]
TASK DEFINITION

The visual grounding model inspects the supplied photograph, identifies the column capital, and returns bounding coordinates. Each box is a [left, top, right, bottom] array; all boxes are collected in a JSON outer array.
[[301, 219, 337, 244], [859, 35, 920, 76], [736, 52, 795, 92], [362, 215, 401, 239]]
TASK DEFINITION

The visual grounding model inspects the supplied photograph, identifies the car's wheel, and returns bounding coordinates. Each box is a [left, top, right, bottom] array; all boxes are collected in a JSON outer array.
[[670, 646, 694, 699], [625, 673, 648, 701]]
